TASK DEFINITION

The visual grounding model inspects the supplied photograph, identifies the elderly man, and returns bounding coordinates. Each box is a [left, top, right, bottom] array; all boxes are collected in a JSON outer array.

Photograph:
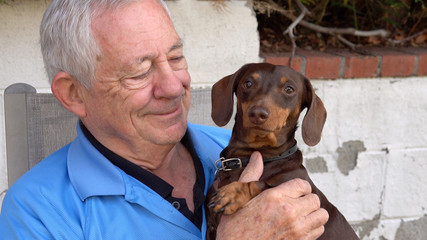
[[0, 0, 328, 239]]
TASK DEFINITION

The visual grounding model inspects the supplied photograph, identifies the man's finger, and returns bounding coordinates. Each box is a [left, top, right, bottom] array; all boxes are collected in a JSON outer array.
[[274, 178, 313, 199], [239, 151, 263, 182], [294, 193, 322, 217], [300, 208, 329, 240]]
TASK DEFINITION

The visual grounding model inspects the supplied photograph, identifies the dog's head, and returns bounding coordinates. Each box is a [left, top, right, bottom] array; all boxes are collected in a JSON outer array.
[[211, 63, 327, 148]]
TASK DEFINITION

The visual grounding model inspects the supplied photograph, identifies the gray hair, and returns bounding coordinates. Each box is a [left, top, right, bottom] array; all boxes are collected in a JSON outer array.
[[40, 0, 170, 89]]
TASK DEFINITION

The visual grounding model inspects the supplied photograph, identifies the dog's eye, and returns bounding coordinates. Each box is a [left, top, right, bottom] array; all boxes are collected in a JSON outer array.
[[284, 86, 294, 94], [243, 80, 253, 89]]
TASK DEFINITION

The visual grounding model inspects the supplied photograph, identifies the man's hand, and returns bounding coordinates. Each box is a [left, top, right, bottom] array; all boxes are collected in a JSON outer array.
[[216, 151, 329, 240]]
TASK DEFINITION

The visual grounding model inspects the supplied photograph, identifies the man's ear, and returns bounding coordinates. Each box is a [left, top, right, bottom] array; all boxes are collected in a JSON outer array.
[[51, 72, 87, 118]]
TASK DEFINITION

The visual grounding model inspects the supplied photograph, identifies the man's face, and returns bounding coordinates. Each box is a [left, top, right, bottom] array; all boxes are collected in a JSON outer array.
[[81, 0, 191, 152]]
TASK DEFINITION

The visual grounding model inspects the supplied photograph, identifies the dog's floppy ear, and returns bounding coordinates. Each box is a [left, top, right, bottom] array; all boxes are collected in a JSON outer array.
[[301, 77, 327, 146], [211, 64, 253, 126]]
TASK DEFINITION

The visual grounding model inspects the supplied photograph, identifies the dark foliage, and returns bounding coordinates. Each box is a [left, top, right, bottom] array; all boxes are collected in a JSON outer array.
[[256, 0, 427, 52]]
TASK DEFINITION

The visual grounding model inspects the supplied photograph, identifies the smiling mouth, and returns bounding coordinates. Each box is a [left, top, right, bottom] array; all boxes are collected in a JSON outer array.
[[157, 104, 181, 116]]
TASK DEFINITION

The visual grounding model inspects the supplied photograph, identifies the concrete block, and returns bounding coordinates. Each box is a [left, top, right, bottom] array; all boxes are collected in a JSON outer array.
[[382, 148, 427, 218], [306, 151, 387, 222], [304, 78, 427, 153], [354, 216, 427, 240], [395, 215, 427, 240], [355, 218, 401, 240]]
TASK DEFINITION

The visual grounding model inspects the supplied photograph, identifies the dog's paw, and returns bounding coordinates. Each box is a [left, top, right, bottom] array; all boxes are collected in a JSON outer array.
[[208, 181, 254, 215]]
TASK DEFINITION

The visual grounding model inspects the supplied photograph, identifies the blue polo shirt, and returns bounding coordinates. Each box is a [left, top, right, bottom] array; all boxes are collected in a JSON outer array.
[[0, 122, 231, 239]]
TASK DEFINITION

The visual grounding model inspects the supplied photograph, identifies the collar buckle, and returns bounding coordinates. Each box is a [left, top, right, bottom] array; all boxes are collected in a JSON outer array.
[[215, 157, 243, 174], [214, 143, 298, 174]]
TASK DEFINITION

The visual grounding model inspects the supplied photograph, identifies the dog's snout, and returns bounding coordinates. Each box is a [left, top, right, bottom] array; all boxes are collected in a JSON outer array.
[[248, 106, 270, 124]]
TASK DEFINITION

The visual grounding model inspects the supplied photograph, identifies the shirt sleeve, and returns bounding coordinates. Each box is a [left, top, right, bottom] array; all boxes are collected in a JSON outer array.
[[0, 183, 82, 240]]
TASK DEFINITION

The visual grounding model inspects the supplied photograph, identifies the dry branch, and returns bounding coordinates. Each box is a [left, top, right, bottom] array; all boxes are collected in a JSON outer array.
[[259, 0, 390, 38], [255, 0, 391, 61], [283, 0, 310, 65], [388, 28, 427, 46]]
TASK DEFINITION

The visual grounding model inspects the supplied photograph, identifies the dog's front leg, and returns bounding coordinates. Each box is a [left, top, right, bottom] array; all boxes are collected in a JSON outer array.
[[208, 181, 267, 215]]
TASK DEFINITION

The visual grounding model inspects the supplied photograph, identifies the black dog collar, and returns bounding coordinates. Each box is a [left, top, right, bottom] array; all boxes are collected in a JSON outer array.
[[215, 144, 298, 173]]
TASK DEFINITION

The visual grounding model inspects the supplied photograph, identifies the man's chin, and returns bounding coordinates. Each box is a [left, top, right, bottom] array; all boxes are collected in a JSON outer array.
[[145, 119, 188, 145]]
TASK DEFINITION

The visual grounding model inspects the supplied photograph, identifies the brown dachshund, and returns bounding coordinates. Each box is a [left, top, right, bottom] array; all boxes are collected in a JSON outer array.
[[206, 63, 359, 239]]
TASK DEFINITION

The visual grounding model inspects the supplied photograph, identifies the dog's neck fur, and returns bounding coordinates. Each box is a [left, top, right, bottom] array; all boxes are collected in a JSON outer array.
[[223, 118, 299, 160]]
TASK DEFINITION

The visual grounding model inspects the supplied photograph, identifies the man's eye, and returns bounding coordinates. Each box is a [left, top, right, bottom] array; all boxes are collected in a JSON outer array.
[[122, 71, 151, 89], [131, 72, 149, 80], [243, 80, 253, 89], [170, 56, 184, 62], [169, 56, 187, 71]]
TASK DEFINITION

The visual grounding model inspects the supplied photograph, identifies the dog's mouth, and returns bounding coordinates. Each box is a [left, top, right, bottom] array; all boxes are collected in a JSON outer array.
[[244, 128, 279, 148], [249, 126, 275, 132], [245, 124, 285, 133]]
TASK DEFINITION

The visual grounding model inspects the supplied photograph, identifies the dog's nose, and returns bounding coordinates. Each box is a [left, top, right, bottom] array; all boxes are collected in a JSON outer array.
[[248, 106, 270, 124]]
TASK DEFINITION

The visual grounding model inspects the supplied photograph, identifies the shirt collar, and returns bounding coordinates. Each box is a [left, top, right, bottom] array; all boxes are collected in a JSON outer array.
[[78, 121, 175, 199], [67, 121, 210, 203], [77, 122, 206, 199], [67, 121, 125, 201]]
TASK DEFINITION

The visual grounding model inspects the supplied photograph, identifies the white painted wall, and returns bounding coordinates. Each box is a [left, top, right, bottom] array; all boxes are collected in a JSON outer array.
[[167, 0, 261, 86], [1, 1, 426, 239]]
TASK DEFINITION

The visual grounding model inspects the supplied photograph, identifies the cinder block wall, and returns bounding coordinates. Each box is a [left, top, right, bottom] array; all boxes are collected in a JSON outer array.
[[301, 78, 427, 240], [1, 1, 426, 239]]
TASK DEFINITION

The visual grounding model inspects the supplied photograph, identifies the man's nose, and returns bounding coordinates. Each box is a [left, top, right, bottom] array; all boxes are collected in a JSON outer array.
[[153, 64, 184, 99]]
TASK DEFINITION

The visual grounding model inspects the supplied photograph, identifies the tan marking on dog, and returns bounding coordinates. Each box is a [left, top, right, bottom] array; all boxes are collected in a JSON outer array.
[[251, 73, 260, 80], [241, 102, 251, 127], [246, 131, 278, 148], [270, 105, 290, 129], [281, 76, 288, 84]]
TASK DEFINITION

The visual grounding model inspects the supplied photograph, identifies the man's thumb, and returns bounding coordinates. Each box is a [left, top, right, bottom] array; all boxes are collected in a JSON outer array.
[[238, 151, 264, 183]]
